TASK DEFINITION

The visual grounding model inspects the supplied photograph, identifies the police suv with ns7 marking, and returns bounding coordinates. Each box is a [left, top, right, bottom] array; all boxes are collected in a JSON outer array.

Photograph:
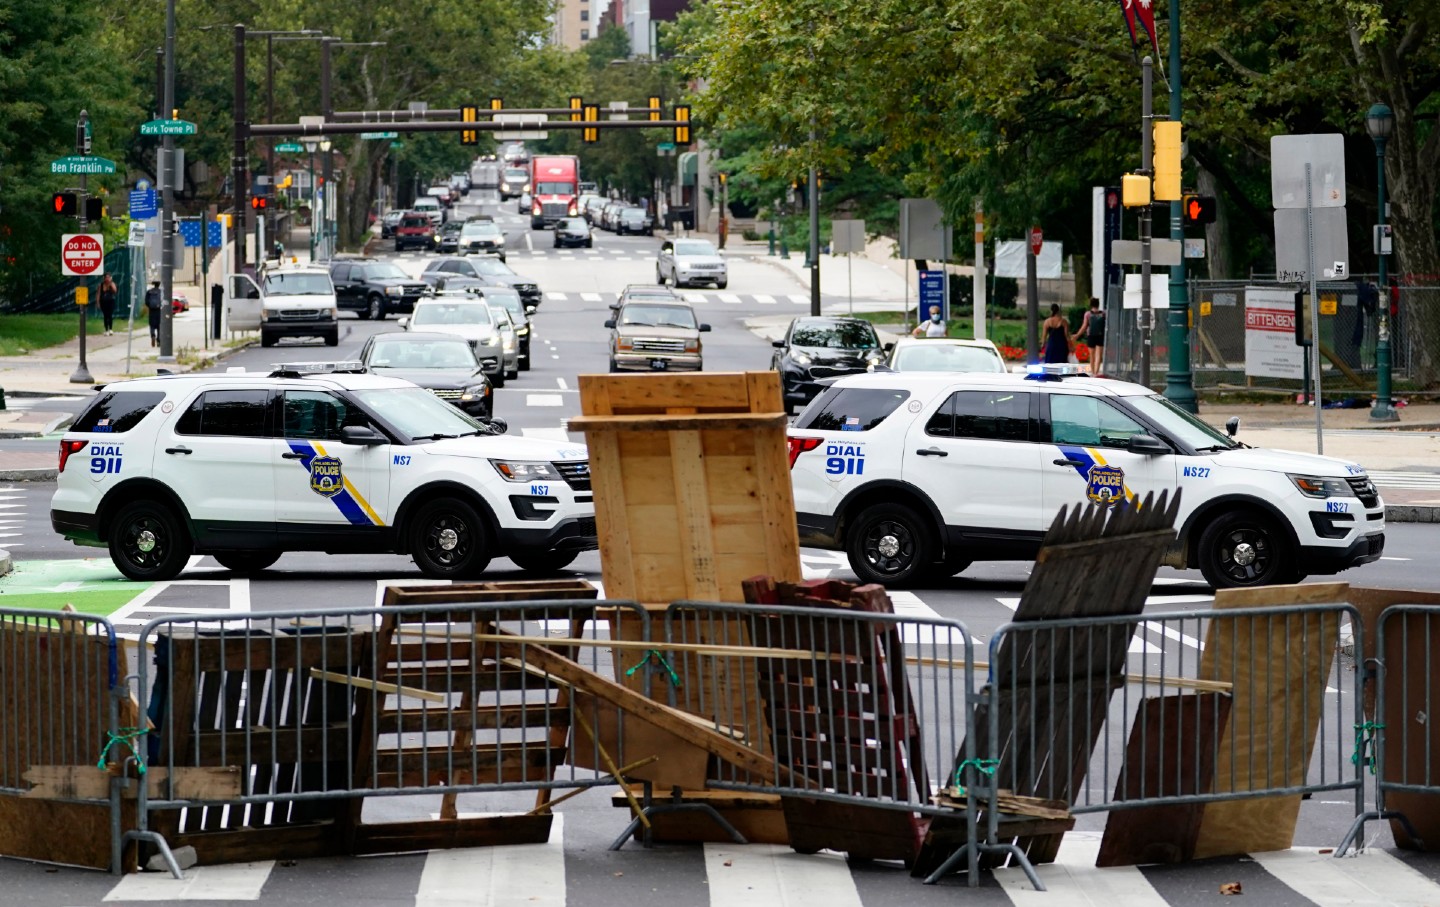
[[787, 366, 1384, 589], [50, 363, 595, 581]]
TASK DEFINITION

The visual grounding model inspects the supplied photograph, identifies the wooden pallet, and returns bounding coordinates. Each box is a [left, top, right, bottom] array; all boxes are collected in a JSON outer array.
[[915, 492, 1182, 878]]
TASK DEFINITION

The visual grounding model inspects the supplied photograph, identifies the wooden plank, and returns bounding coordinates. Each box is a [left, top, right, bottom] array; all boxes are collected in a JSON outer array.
[[0, 794, 136, 872], [1191, 605, 1339, 858], [1213, 581, 1350, 609], [351, 814, 554, 854], [670, 429, 721, 600], [310, 668, 446, 703], [380, 580, 598, 606], [568, 413, 788, 432], [783, 797, 921, 863], [163, 820, 348, 865], [1096, 693, 1232, 866], [579, 372, 769, 416], [192, 725, 351, 765], [377, 702, 561, 735], [587, 429, 636, 601], [610, 787, 789, 846], [23, 765, 242, 802]]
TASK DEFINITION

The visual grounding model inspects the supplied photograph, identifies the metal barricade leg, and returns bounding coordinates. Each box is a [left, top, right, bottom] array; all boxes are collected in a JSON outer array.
[[608, 782, 748, 851], [922, 841, 1045, 891]]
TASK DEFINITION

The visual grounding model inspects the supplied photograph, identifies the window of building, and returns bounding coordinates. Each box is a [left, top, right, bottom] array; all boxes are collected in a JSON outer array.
[[580, 28, 589, 40], [580, 10, 589, 20]]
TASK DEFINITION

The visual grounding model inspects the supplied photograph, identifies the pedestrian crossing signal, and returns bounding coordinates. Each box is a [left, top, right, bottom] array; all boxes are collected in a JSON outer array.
[[1183, 194, 1217, 225], [52, 192, 77, 216], [583, 104, 599, 144], [84, 197, 103, 220], [674, 105, 690, 145], [461, 105, 478, 146], [251, 196, 268, 210]]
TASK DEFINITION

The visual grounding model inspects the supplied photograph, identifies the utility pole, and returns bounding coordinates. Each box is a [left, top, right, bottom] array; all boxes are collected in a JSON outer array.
[[807, 127, 820, 316], [69, 111, 94, 385], [321, 37, 333, 261], [232, 24, 248, 278], [158, 0, 177, 362], [1162, 0, 1198, 411], [1139, 56, 1154, 387]]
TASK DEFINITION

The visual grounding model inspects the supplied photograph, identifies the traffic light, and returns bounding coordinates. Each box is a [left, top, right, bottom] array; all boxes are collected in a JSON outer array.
[[461, 105, 478, 146], [84, 197, 103, 220], [648, 96, 662, 123], [251, 196, 268, 210], [582, 104, 599, 144], [1152, 120, 1182, 201], [569, 96, 583, 123], [52, 192, 77, 216], [674, 105, 691, 145], [1121, 173, 1150, 208], [1182, 194, 1217, 225]]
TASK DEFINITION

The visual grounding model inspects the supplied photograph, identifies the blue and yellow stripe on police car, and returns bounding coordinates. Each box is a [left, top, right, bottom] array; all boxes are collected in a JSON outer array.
[[285, 440, 385, 526], [1055, 444, 1138, 507]]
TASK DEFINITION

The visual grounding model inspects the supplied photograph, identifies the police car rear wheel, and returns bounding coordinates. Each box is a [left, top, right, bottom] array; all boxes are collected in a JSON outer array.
[[212, 551, 281, 573], [924, 551, 973, 580], [1198, 511, 1294, 589], [412, 498, 491, 578], [847, 503, 931, 587], [509, 549, 579, 574], [109, 501, 190, 582]]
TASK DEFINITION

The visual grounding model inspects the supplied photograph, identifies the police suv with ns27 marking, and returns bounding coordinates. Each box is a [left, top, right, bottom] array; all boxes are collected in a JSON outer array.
[[787, 365, 1385, 589], [50, 362, 596, 581]]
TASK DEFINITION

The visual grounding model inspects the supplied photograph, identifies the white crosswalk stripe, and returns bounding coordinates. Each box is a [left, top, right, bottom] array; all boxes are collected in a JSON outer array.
[[104, 861, 274, 901], [996, 834, 1166, 906], [754, 294, 776, 305], [1250, 847, 1440, 907], [788, 294, 808, 305], [415, 816, 566, 907], [706, 844, 862, 907], [1370, 470, 1440, 490]]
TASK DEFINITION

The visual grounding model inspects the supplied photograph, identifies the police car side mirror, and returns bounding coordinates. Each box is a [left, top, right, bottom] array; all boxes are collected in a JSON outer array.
[[1127, 433, 1169, 456], [397, 317, 409, 328], [340, 425, 386, 446], [1225, 416, 1240, 438]]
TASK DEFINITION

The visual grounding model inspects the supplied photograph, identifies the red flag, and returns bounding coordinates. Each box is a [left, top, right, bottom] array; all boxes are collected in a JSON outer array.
[[1120, 0, 1161, 56]]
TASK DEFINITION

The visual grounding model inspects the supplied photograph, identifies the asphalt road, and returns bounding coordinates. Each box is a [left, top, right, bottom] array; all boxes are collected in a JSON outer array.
[[5, 188, 1440, 906]]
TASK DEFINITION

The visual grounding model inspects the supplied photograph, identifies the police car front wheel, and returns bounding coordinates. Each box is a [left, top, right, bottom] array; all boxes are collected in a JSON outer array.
[[109, 500, 190, 582], [1197, 510, 1296, 589], [509, 549, 580, 574], [212, 551, 282, 574], [846, 503, 932, 587], [411, 498, 492, 578]]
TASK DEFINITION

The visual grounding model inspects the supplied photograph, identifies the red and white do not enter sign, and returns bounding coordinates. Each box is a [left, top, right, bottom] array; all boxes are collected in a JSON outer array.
[[1029, 226, 1044, 256], [61, 233, 105, 277]]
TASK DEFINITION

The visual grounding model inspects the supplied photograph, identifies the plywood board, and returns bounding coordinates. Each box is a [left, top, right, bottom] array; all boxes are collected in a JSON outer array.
[[1191, 600, 1339, 858]]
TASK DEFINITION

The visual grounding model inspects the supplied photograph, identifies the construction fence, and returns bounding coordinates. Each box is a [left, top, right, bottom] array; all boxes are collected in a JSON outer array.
[[8, 584, 1434, 890], [1101, 279, 1440, 393]]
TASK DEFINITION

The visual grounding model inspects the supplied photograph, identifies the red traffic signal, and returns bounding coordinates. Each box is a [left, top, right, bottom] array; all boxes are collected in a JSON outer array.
[[251, 196, 268, 210], [52, 192, 77, 216], [1182, 195, 1217, 225]]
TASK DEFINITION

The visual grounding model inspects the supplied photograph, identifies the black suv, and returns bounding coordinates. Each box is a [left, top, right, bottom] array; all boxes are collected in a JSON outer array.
[[771, 317, 887, 412], [329, 259, 432, 321]]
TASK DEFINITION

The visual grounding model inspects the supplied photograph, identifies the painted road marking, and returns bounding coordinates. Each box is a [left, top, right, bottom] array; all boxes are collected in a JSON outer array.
[[706, 843, 862, 907], [104, 861, 274, 901], [415, 814, 564, 906]]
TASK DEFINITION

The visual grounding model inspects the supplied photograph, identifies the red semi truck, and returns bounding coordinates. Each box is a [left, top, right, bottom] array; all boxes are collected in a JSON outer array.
[[530, 156, 580, 230]]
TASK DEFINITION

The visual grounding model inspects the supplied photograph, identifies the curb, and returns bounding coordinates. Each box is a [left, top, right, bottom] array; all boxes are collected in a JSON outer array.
[[1387, 504, 1440, 523], [0, 468, 57, 482], [0, 548, 10, 578]]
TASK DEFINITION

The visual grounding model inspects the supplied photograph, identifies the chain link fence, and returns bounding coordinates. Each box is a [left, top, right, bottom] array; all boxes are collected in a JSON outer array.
[[1101, 278, 1440, 392]]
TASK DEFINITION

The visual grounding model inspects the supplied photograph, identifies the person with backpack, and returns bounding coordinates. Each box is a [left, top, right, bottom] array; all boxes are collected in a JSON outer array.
[[98, 275, 118, 335], [1076, 297, 1106, 376], [144, 281, 163, 347]]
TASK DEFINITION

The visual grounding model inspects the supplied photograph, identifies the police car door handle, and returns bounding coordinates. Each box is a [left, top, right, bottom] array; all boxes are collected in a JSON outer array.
[[1053, 457, 1086, 467], [916, 447, 948, 457], [281, 451, 306, 460], [164, 446, 192, 455]]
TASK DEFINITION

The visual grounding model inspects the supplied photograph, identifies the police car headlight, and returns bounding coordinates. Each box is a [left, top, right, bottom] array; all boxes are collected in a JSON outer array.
[[460, 384, 490, 402], [1289, 474, 1350, 498], [491, 460, 562, 482], [790, 351, 812, 366]]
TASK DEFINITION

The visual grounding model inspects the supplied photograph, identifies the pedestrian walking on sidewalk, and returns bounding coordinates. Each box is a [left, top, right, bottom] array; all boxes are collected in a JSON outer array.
[[912, 305, 947, 338], [98, 275, 118, 335], [1076, 297, 1106, 375], [1042, 304, 1072, 364], [144, 281, 163, 347]]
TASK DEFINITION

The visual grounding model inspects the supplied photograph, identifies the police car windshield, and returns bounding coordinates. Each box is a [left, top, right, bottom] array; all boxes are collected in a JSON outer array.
[[894, 344, 1005, 373], [351, 387, 483, 440], [1128, 394, 1238, 450], [264, 272, 332, 295]]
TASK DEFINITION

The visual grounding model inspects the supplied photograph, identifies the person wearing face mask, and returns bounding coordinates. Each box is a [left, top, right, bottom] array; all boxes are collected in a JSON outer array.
[[912, 304, 946, 338]]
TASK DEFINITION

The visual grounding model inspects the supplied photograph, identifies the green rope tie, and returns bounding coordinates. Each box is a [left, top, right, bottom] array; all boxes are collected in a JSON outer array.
[[1353, 722, 1384, 775], [951, 758, 999, 793], [625, 649, 682, 688], [98, 727, 149, 775]]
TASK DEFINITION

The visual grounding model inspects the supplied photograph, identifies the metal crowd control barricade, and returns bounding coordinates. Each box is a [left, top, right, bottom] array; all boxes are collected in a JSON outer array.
[[659, 599, 1019, 888], [123, 599, 648, 876], [1338, 603, 1438, 855], [0, 608, 129, 873], [967, 602, 1365, 871]]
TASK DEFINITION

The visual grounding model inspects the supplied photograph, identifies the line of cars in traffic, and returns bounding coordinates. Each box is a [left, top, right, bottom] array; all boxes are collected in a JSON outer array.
[[579, 195, 654, 235]]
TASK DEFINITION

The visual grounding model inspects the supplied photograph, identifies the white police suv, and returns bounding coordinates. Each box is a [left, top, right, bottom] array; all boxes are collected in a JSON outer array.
[[787, 366, 1384, 589], [50, 363, 595, 581]]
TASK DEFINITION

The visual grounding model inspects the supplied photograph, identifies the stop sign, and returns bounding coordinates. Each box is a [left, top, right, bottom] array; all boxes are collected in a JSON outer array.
[[61, 233, 104, 277], [1029, 226, 1044, 256]]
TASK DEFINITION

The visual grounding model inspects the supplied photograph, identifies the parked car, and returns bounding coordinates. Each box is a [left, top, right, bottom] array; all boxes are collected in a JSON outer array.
[[553, 217, 593, 249], [379, 210, 405, 239], [616, 206, 653, 236], [657, 238, 727, 289], [484, 302, 521, 381], [413, 197, 445, 226], [329, 258, 432, 321], [581, 195, 608, 225], [170, 292, 190, 314], [600, 202, 624, 232], [357, 331, 494, 420], [436, 220, 464, 254], [883, 337, 1007, 374], [516, 192, 531, 216], [393, 214, 437, 252], [459, 219, 507, 259], [770, 316, 885, 411], [402, 298, 506, 387], [606, 299, 709, 373]]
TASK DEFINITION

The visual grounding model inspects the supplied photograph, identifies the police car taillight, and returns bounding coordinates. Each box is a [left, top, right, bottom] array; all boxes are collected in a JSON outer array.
[[787, 436, 821, 469], [58, 439, 87, 473]]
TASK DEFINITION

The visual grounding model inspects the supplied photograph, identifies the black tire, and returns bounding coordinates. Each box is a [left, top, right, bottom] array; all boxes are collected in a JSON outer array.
[[656, 267, 666, 286], [922, 550, 973, 582], [586, 238, 593, 248], [845, 502, 932, 587], [410, 498, 491, 579], [109, 500, 190, 582], [212, 551, 281, 573], [491, 369, 505, 388], [324, 331, 339, 347], [509, 549, 580, 573], [261, 333, 277, 348], [716, 280, 728, 290], [367, 295, 386, 321], [506, 367, 518, 381], [356, 303, 372, 321], [1197, 510, 1296, 589], [608, 359, 619, 373]]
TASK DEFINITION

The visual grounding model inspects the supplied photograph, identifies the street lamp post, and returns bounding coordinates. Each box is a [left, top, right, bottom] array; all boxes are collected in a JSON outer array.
[[304, 139, 318, 260], [1367, 102, 1399, 423]]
